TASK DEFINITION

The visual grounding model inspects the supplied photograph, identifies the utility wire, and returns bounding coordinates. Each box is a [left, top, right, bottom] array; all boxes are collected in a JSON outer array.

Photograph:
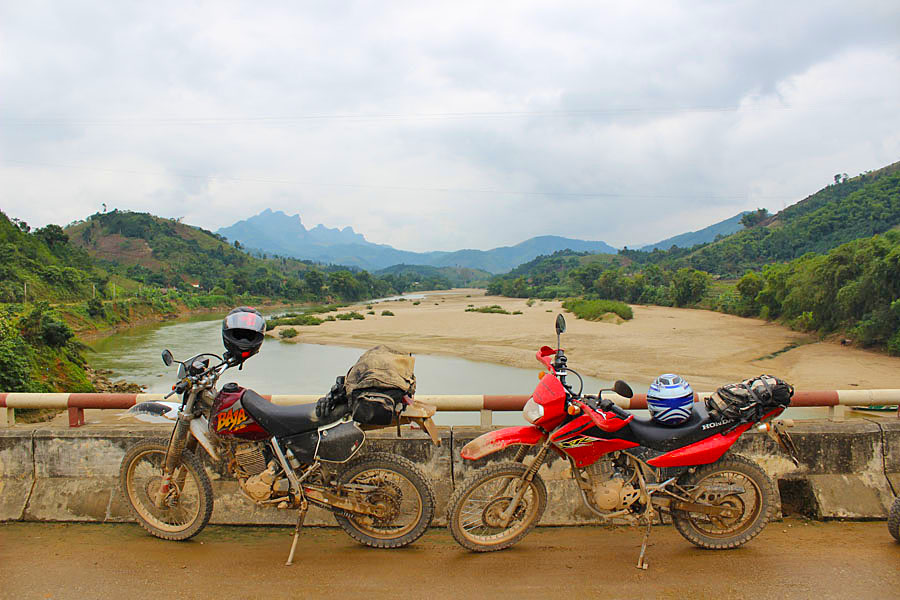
[[3, 159, 797, 201]]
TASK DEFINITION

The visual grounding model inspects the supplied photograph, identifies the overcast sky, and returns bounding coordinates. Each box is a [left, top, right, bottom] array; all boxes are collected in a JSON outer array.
[[2, 1, 898, 252]]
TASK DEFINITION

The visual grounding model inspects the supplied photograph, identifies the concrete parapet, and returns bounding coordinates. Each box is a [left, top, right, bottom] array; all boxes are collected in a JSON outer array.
[[0, 420, 896, 526]]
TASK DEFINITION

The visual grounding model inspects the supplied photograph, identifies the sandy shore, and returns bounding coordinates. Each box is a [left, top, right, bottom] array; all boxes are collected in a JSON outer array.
[[266, 289, 900, 391]]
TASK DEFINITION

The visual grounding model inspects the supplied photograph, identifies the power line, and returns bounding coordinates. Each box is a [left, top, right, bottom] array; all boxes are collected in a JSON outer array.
[[0, 99, 874, 126], [2, 158, 798, 202]]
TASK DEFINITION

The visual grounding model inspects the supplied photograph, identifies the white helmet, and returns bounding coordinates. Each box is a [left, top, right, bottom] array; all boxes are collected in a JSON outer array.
[[647, 374, 694, 425]]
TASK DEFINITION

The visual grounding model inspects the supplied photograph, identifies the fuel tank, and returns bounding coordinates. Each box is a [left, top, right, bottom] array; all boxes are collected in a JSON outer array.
[[209, 383, 269, 441]]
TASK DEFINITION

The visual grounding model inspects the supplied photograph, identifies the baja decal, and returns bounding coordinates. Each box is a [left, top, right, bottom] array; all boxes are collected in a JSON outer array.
[[216, 407, 250, 432], [556, 435, 598, 449]]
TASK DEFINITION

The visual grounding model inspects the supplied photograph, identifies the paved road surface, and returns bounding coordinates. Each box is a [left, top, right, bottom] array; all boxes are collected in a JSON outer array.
[[1, 519, 897, 599]]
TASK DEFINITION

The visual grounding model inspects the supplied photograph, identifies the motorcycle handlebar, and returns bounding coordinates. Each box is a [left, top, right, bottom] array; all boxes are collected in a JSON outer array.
[[599, 397, 632, 420]]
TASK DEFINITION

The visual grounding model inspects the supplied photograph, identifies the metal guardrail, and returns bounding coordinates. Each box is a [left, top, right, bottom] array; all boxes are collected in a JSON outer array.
[[1, 389, 898, 427]]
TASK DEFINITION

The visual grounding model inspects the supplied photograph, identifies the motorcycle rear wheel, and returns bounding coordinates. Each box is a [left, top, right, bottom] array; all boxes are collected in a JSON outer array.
[[333, 452, 435, 548], [447, 461, 547, 552], [672, 454, 775, 549], [889, 496, 900, 542], [119, 438, 213, 541]]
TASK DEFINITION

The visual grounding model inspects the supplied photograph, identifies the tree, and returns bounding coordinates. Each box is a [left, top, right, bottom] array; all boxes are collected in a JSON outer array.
[[740, 208, 770, 228], [670, 268, 711, 307]]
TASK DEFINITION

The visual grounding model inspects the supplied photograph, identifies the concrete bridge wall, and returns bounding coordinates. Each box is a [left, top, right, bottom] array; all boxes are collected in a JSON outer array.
[[0, 420, 897, 526]]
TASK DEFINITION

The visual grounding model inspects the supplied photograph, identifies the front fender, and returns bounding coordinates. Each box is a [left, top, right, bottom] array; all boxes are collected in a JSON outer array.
[[460, 425, 545, 460]]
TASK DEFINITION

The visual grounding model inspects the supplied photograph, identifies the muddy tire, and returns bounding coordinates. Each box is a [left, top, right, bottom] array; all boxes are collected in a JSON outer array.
[[120, 438, 213, 541], [447, 462, 547, 552], [333, 452, 435, 548], [889, 496, 900, 542], [672, 454, 775, 550]]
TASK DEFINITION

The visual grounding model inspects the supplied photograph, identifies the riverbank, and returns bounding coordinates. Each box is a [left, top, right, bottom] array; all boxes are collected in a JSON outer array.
[[267, 289, 900, 391]]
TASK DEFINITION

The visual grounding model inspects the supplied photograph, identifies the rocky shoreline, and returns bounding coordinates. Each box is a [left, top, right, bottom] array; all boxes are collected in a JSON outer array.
[[84, 366, 145, 394]]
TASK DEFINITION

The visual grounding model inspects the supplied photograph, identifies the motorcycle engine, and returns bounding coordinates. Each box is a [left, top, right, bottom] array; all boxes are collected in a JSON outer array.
[[233, 442, 283, 503], [586, 457, 640, 511]]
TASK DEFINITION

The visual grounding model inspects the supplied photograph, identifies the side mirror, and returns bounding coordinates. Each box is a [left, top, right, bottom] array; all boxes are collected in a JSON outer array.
[[162, 349, 174, 366], [613, 380, 633, 399], [555, 314, 566, 335]]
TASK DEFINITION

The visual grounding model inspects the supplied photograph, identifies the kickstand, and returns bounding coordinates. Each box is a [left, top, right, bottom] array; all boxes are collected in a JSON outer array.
[[636, 519, 652, 570], [285, 500, 308, 567]]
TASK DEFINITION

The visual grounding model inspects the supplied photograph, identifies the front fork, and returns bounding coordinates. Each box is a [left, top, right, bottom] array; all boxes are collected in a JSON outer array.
[[498, 440, 551, 526], [155, 412, 197, 506]]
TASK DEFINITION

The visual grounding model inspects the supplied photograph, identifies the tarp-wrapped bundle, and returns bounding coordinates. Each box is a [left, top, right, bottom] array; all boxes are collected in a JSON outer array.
[[705, 375, 794, 422], [344, 345, 416, 425]]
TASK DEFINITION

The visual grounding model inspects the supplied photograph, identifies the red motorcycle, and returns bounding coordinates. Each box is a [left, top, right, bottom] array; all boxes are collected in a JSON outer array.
[[447, 315, 796, 568]]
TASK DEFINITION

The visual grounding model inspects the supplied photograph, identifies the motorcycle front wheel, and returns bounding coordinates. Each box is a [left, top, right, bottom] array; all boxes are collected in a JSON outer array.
[[333, 452, 435, 548], [447, 461, 547, 552], [888, 496, 900, 542], [119, 438, 213, 541], [672, 454, 775, 549]]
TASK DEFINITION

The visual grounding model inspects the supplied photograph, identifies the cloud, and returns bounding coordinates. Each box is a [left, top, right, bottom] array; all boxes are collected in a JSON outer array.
[[1, 1, 898, 251]]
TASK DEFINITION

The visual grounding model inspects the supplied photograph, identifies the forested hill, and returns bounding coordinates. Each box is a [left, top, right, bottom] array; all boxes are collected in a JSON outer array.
[[625, 161, 900, 276], [0, 211, 102, 303], [66, 211, 405, 300]]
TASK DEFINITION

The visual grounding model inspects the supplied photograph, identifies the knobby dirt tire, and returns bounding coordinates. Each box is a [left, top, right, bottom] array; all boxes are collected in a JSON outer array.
[[888, 496, 900, 542], [119, 438, 213, 541], [333, 452, 435, 548], [672, 454, 775, 550], [447, 461, 547, 552]]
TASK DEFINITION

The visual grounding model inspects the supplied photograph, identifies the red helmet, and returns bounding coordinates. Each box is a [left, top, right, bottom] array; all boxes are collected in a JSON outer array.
[[222, 307, 265, 361]]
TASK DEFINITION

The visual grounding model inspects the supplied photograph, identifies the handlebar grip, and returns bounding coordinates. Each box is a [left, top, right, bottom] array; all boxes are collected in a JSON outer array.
[[600, 397, 630, 420]]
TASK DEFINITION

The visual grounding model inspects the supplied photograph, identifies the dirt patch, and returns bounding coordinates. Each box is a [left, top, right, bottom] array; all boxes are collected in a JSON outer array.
[[1, 521, 896, 599]]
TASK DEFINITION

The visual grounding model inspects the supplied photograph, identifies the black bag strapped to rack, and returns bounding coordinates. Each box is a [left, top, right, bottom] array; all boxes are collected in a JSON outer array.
[[706, 374, 794, 422], [344, 345, 416, 426]]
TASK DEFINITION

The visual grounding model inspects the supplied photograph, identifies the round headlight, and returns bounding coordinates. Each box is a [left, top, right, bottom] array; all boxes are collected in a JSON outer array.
[[523, 398, 544, 424]]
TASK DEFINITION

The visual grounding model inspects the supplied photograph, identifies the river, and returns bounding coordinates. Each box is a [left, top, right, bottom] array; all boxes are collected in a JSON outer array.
[[87, 309, 606, 426]]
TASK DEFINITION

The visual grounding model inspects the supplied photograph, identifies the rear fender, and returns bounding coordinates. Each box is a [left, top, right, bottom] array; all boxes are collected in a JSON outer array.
[[460, 426, 545, 460]]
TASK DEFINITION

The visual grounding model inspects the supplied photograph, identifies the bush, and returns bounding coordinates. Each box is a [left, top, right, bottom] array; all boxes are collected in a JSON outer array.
[[336, 312, 365, 320], [267, 314, 323, 329], [381, 310, 394, 316], [413, 301, 421, 305], [465, 305, 511, 314], [367, 310, 375, 315], [279, 328, 299, 339], [86, 297, 104, 318], [562, 299, 633, 321], [526, 299, 536, 307]]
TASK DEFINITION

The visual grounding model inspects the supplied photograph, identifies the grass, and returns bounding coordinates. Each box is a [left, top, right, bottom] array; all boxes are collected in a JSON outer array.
[[381, 310, 394, 316], [465, 305, 521, 315], [279, 327, 299, 339], [562, 298, 633, 321], [336, 312, 365, 320]]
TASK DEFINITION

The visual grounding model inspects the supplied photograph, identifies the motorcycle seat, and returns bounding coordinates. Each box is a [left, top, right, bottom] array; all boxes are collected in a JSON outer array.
[[241, 389, 349, 437], [623, 402, 716, 452]]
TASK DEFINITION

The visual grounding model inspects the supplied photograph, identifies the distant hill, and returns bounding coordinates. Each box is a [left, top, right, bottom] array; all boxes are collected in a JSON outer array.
[[640, 212, 748, 251], [217, 209, 617, 273]]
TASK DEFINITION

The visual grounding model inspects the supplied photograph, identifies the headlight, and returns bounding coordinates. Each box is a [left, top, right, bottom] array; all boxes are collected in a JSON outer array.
[[523, 398, 544, 424]]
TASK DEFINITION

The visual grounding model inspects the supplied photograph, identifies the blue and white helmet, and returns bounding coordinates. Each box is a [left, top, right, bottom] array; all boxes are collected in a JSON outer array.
[[647, 374, 694, 425]]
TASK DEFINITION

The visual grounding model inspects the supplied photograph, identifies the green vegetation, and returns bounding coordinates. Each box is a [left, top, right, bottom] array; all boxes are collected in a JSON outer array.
[[381, 310, 395, 316], [465, 304, 518, 315], [0, 303, 93, 394], [562, 299, 633, 321], [374, 264, 492, 291], [336, 312, 365, 320], [279, 328, 299, 339]]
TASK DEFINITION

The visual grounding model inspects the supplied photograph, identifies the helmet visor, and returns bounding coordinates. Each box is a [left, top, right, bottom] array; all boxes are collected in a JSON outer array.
[[224, 311, 266, 334]]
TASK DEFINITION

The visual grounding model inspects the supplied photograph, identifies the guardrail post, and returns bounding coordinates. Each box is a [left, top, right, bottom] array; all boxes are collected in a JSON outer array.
[[829, 405, 846, 421], [68, 407, 85, 428], [1, 408, 12, 427], [480, 409, 493, 427]]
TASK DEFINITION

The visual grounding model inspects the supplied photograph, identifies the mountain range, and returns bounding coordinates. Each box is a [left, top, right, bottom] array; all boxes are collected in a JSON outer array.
[[217, 209, 618, 273]]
